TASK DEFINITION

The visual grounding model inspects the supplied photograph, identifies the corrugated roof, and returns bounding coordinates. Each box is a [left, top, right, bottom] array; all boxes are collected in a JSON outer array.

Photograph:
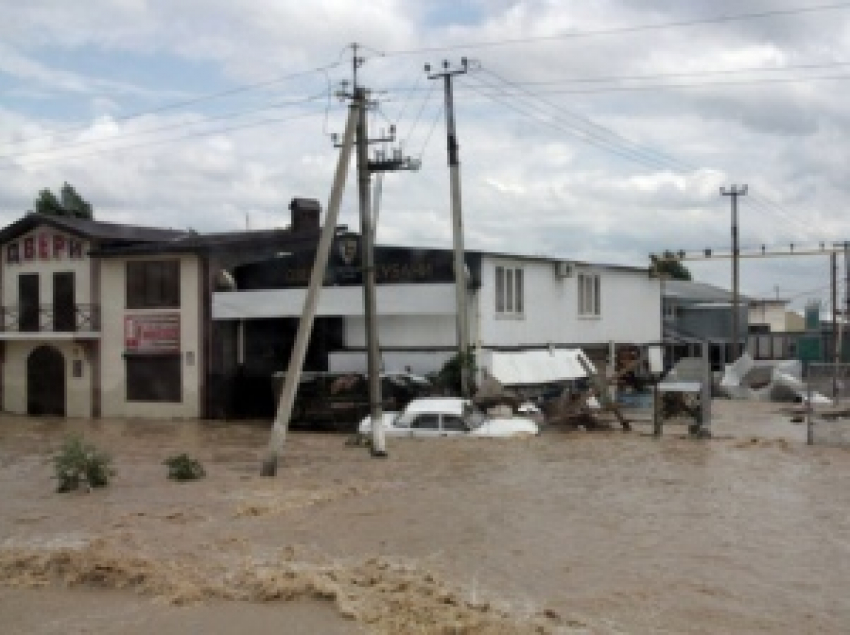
[[663, 279, 754, 304]]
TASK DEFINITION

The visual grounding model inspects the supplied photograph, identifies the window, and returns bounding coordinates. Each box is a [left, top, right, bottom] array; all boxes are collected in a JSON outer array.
[[126, 355, 182, 402], [410, 414, 439, 430], [663, 300, 677, 321], [126, 260, 180, 309], [495, 265, 524, 316], [442, 415, 467, 432], [578, 272, 601, 317]]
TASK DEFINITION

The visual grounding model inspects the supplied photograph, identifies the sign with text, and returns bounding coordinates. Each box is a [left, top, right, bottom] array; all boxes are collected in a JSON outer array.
[[124, 313, 181, 353], [6, 230, 84, 264]]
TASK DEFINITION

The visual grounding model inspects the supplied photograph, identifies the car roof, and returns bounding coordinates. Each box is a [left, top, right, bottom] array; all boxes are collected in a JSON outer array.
[[404, 397, 468, 415]]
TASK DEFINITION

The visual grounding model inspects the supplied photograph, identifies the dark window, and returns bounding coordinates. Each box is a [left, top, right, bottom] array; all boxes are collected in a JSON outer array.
[[126, 355, 182, 402], [410, 413, 439, 430], [442, 415, 467, 432], [53, 272, 76, 332], [18, 273, 39, 331], [126, 260, 180, 309]]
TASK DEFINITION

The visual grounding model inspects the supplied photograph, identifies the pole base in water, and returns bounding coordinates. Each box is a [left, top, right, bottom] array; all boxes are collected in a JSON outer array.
[[260, 456, 278, 476], [370, 448, 388, 458]]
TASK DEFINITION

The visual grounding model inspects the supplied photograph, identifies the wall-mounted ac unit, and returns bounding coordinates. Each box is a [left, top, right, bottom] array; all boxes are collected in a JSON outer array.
[[555, 261, 574, 278]]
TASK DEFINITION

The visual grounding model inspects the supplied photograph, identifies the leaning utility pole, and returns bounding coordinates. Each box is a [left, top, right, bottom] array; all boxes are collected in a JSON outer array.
[[427, 58, 471, 397], [721, 184, 747, 361], [260, 98, 359, 476]]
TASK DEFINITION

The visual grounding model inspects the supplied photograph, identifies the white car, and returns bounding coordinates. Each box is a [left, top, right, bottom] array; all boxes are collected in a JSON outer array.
[[358, 397, 539, 438]]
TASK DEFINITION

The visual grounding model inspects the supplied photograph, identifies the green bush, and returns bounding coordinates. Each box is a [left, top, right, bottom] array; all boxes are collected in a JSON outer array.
[[164, 453, 205, 481], [52, 435, 113, 493]]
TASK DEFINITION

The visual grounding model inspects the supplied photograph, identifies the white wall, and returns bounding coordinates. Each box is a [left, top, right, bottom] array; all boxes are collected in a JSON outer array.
[[2, 340, 92, 417], [99, 255, 202, 419], [477, 257, 660, 348], [344, 314, 457, 348], [749, 301, 788, 333]]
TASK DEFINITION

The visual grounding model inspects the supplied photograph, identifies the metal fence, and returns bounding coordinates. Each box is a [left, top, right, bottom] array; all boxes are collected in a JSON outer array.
[[805, 362, 850, 446]]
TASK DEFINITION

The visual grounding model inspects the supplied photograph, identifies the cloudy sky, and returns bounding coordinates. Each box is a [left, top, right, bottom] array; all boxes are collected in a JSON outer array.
[[3, 1, 850, 309]]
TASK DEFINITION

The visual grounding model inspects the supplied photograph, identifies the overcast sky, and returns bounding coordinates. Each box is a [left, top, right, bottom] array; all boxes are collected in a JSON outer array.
[[3, 1, 850, 309]]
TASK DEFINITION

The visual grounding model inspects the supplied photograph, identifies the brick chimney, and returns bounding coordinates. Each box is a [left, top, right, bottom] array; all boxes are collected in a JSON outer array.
[[289, 197, 321, 232]]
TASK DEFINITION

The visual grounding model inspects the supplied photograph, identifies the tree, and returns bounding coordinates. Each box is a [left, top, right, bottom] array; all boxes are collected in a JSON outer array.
[[35, 182, 93, 219], [651, 250, 692, 281]]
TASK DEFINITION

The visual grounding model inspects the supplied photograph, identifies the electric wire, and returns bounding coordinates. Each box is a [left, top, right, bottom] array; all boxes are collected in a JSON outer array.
[[381, 2, 850, 55], [1, 61, 343, 152], [4, 93, 328, 161], [465, 71, 691, 172], [1, 107, 327, 170]]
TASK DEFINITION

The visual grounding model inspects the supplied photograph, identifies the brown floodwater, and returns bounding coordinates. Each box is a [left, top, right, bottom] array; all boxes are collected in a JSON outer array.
[[0, 400, 847, 634]]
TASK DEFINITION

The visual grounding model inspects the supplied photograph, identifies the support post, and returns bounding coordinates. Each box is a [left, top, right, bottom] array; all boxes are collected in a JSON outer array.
[[260, 102, 359, 476], [699, 340, 712, 438], [721, 185, 747, 361], [355, 86, 387, 457], [428, 60, 470, 397], [832, 251, 838, 404]]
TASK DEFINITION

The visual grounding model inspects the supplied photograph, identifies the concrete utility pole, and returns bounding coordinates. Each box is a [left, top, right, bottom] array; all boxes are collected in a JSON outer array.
[[427, 59, 471, 397], [347, 43, 420, 457], [721, 184, 747, 361], [260, 99, 359, 476]]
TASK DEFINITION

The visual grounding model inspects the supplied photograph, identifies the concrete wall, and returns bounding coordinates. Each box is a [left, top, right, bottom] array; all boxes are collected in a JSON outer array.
[[2, 340, 92, 417], [476, 257, 661, 347], [99, 255, 202, 419]]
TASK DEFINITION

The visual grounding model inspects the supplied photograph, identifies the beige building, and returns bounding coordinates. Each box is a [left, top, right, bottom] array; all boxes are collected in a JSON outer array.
[[0, 204, 320, 420]]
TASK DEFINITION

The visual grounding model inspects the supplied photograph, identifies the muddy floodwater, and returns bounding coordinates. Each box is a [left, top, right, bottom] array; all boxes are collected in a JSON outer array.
[[0, 401, 847, 634]]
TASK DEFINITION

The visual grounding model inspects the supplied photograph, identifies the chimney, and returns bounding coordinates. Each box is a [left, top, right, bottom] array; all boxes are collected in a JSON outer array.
[[289, 197, 321, 232]]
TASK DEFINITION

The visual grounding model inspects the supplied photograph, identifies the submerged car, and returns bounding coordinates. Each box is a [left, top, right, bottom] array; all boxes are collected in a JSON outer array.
[[358, 397, 539, 438]]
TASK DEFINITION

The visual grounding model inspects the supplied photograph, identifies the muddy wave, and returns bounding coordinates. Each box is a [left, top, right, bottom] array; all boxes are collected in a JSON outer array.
[[0, 539, 567, 634]]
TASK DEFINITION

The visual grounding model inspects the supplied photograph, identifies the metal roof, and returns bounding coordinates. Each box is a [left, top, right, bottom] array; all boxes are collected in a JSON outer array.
[[0, 212, 187, 245]]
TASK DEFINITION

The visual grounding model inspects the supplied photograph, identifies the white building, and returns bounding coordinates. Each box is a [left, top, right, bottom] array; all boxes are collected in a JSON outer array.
[[213, 237, 662, 391]]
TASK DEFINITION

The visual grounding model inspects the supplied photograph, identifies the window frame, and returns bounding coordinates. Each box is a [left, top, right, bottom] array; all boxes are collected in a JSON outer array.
[[125, 353, 182, 403], [495, 264, 525, 318], [126, 260, 180, 309], [578, 272, 602, 318]]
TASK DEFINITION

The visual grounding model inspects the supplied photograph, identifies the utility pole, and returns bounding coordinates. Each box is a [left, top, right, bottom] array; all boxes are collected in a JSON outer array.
[[427, 58, 471, 397], [261, 97, 359, 476], [832, 251, 838, 401], [344, 44, 420, 457], [721, 184, 747, 361]]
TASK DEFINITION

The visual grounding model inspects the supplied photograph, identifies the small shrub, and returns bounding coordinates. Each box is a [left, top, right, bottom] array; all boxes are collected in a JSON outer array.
[[164, 453, 205, 481], [53, 435, 113, 493]]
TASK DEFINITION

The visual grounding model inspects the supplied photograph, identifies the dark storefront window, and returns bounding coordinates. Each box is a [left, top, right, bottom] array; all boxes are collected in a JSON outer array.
[[126, 355, 182, 402], [126, 260, 180, 308]]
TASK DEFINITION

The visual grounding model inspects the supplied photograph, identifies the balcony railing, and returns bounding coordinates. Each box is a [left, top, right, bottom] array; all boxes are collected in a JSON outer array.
[[1, 304, 100, 333]]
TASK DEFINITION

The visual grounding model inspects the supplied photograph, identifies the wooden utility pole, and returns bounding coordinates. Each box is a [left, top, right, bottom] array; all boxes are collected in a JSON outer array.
[[721, 184, 747, 360], [427, 59, 471, 397]]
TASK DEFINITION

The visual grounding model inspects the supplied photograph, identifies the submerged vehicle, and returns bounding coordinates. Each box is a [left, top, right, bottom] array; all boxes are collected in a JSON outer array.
[[272, 371, 432, 431]]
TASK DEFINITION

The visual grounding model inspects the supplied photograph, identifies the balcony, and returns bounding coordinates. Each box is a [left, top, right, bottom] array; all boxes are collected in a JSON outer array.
[[0, 304, 100, 338]]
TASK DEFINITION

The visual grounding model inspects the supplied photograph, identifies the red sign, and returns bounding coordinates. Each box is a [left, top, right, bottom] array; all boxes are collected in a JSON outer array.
[[124, 314, 180, 353], [6, 231, 84, 264]]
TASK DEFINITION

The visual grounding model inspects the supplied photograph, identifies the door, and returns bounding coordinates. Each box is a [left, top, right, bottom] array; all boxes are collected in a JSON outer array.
[[18, 274, 39, 332], [27, 345, 65, 416], [53, 272, 76, 332]]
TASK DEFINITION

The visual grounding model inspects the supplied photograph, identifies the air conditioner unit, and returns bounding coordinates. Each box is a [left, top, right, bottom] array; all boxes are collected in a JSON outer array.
[[555, 261, 574, 278]]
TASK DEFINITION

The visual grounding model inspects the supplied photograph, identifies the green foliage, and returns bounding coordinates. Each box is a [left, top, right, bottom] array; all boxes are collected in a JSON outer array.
[[436, 348, 477, 395], [52, 435, 113, 493], [651, 250, 692, 281], [164, 453, 206, 481], [35, 182, 94, 219]]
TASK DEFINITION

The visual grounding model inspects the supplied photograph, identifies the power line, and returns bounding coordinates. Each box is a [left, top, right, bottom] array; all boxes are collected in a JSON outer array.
[[1, 61, 343, 153], [382, 3, 850, 55], [469, 69, 696, 172], [4, 93, 327, 161], [0, 107, 327, 170]]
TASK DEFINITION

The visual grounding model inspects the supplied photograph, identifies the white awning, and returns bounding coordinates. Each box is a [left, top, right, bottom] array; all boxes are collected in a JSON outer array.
[[478, 348, 595, 386]]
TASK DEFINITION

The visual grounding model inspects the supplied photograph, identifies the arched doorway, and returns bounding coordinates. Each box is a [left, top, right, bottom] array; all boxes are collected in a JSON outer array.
[[27, 345, 65, 416]]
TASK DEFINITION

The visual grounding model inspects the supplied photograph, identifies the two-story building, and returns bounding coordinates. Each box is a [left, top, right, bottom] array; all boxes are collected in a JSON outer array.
[[0, 213, 185, 417]]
